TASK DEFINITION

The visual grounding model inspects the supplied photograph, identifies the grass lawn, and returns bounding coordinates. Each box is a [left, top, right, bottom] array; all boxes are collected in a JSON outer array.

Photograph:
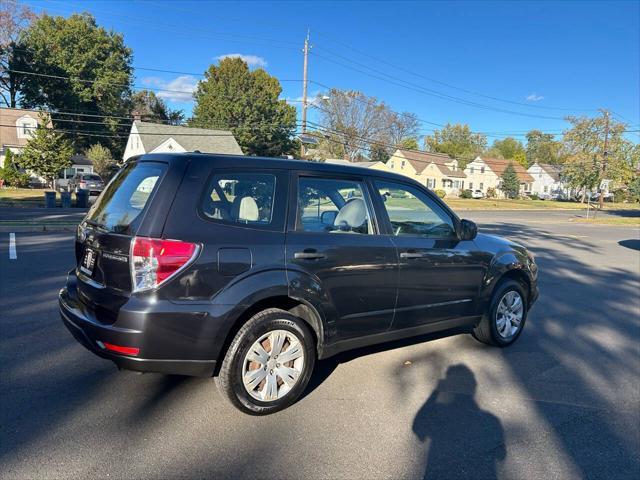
[[0, 187, 81, 207], [570, 216, 640, 226], [444, 198, 640, 211]]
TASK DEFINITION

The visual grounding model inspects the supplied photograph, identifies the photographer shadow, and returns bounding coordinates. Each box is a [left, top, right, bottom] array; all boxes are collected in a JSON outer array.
[[412, 365, 505, 480]]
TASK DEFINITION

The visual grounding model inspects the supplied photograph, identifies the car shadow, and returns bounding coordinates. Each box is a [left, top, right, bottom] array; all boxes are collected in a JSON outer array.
[[618, 239, 640, 251]]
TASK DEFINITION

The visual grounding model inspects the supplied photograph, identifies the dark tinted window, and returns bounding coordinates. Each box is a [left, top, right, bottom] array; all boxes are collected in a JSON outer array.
[[86, 162, 166, 234], [202, 173, 276, 226], [82, 174, 101, 181]]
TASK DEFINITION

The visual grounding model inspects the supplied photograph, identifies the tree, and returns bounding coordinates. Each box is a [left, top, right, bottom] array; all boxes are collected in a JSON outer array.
[[315, 89, 390, 162], [399, 137, 419, 151], [17, 121, 73, 188], [131, 90, 183, 125], [18, 13, 133, 154], [525, 130, 562, 166], [85, 144, 116, 179], [0, 150, 30, 187], [561, 112, 636, 200], [500, 163, 520, 199], [486, 137, 527, 166], [0, 1, 36, 107], [191, 57, 297, 156], [424, 124, 487, 168]]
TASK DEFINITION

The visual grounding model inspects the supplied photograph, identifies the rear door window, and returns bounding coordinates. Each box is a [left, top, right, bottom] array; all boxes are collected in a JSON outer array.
[[202, 173, 276, 226], [85, 161, 167, 234]]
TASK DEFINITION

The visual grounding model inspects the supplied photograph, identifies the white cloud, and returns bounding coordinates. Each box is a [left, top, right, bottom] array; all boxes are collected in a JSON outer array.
[[526, 93, 544, 102], [216, 53, 267, 68], [141, 75, 198, 103]]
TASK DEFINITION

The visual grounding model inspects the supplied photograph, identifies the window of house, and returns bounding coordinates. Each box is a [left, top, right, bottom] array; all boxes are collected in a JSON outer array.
[[469, 182, 474, 190], [480, 183, 484, 190], [544, 186, 548, 193], [202, 173, 276, 226], [469, 167, 474, 174], [297, 177, 373, 234], [375, 180, 455, 238], [401, 160, 405, 169], [480, 167, 485, 174], [389, 161, 394, 168]]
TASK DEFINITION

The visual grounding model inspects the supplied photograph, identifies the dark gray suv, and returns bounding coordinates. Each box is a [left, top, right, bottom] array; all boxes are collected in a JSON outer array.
[[59, 153, 538, 414]]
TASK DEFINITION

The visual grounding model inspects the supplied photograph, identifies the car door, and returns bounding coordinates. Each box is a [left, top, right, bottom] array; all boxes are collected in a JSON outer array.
[[285, 172, 398, 341], [372, 179, 484, 330]]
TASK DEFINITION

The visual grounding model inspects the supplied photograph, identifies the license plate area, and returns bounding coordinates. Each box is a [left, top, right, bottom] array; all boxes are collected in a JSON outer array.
[[80, 247, 97, 277]]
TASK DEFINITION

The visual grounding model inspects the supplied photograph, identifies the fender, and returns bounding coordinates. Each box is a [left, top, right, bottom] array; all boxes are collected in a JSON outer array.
[[481, 249, 532, 303]]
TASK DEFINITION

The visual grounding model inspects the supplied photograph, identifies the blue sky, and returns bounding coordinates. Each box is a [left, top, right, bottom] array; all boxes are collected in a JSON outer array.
[[25, 0, 640, 144]]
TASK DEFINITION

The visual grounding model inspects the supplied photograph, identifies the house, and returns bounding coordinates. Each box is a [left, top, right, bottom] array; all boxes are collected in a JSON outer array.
[[386, 149, 466, 196], [0, 107, 52, 168], [527, 162, 564, 196], [123, 120, 243, 160], [464, 156, 534, 197], [324, 159, 388, 171]]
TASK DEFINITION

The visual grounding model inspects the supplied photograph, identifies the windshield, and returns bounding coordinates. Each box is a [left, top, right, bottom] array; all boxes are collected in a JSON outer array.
[[85, 161, 167, 234]]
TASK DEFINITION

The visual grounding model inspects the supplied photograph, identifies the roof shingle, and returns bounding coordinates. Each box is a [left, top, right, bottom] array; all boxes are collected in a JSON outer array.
[[135, 121, 243, 155], [480, 157, 534, 183]]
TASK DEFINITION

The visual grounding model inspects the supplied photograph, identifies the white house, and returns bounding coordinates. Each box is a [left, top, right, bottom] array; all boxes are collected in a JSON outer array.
[[527, 162, 564, 196], [123, 120, 243, 160], [0, 107, 52, 168], [464, 156, 534, 197]]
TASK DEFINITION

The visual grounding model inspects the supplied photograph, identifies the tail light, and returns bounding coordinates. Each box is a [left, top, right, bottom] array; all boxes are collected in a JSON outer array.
[[130, 237, 199, 292]]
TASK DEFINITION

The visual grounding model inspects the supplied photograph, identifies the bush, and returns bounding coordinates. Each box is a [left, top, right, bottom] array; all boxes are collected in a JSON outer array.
[[0, 162, 31, 188], [486, 187, 497, 199], [434, 189, 446, 198], [611, 188, 629, 203], [529, 193, 539, 200], [459, 189, 473, 199]]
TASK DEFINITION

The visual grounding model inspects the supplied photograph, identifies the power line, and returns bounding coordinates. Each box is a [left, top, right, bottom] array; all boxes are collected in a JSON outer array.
[[312, 36, 596, 113], [310, 51, 567, 121]]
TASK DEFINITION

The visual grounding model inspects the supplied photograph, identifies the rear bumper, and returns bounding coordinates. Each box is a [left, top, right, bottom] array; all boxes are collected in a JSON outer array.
[[59, 273, 218, 377]]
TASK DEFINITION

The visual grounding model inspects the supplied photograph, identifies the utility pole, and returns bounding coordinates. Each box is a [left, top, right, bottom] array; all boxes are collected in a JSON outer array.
[[599, 109, 610, 210], [300, 30, 310, 158]]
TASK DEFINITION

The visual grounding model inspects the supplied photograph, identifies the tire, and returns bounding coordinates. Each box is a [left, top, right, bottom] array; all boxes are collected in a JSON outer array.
[[472, 279, 528, 347], [216, 308, 316, 415]]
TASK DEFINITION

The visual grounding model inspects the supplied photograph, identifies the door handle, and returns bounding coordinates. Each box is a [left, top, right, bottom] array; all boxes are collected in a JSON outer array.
[[400, 252, 426, 259], [294, 251, 326, 260]]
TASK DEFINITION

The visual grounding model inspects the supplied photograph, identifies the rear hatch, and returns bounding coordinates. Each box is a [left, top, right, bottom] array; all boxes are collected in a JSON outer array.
[[75, 160, 171, 324]]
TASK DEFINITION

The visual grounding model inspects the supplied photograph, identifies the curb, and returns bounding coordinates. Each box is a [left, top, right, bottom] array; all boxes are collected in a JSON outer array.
[[0, 225, 77, 233]]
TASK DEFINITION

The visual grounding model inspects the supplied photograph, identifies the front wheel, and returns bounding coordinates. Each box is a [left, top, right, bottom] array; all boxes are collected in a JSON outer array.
[[472, 279, 528, 347], [216, 308, 316, 415]]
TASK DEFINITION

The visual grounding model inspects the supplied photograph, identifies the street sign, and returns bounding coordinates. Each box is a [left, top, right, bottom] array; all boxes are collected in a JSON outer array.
[[599, 179, 611, 191], [299, 134, 319, 145]]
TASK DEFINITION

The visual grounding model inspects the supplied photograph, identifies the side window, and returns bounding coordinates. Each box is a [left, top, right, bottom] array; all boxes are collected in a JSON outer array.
[[297, 177, 373, 234], [202, 173, 276, 226], [376, 180, 456, 238]]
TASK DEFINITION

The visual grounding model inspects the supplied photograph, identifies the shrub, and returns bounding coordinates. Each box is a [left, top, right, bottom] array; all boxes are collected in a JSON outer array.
[[434, 189, 446, 198], [486, 187, 497, 198], [0, 156, 31, 188], [460, 189, 473, 199], [529, 193, 539, 200], [611, 188, 629, 203]]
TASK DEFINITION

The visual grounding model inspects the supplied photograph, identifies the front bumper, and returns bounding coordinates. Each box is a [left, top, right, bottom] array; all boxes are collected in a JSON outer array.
[[59, 272, 218, 377]]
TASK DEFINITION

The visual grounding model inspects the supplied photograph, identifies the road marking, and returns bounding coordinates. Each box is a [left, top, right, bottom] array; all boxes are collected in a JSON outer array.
[[9, 233, 17, 260]]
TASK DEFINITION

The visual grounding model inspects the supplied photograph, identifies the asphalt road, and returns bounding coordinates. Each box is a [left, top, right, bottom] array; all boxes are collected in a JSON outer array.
[[1, 213, 639, 479]]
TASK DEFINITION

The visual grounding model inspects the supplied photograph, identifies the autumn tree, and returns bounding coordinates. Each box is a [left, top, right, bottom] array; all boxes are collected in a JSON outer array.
[[525, 130, 562, 166], [561, 112, 636, 201], [85, 144, 117, 179], [424, 123, 487, 168], [486, 137, 527, 167]]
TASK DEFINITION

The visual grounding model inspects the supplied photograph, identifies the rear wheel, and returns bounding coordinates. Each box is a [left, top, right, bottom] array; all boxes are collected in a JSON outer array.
[[216, 308, 316, 415], [472, 279, 528, 347]]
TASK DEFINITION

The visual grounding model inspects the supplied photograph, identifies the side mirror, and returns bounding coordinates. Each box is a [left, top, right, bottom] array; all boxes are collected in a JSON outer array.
[[459, 219, 478, 241], [321, 210, 338, 225]]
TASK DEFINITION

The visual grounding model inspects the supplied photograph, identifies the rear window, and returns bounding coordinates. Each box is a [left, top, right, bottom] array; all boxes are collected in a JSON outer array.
[[201, 173, 276, 226], [82, 174, 101, 181], [85, 162, 167, 234]]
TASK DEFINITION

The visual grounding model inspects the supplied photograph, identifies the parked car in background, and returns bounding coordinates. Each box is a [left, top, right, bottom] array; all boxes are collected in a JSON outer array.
[[60, 153, 538, 415], [68, 173, 105, 195], [471, 190, 485, 199]]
